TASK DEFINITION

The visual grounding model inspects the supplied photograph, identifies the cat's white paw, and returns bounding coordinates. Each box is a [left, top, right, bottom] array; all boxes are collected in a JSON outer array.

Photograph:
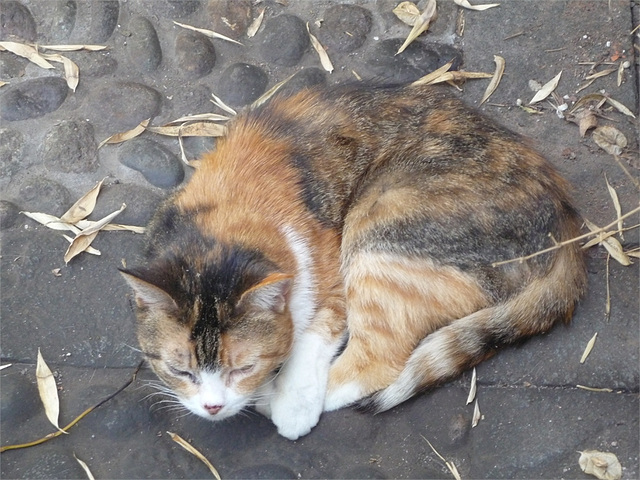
[[270, 384, 324, 440], [324, 381, 363, 411]]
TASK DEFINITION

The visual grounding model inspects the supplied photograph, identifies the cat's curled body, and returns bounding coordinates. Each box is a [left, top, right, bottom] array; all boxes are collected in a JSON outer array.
[[121, 83, 586, 440]]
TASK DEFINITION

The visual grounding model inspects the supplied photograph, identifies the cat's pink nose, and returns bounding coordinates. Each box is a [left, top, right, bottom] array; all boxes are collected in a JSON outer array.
[[204, 404, 223, 415]]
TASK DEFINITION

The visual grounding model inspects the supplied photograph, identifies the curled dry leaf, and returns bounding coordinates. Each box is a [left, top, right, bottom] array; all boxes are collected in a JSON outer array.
[[0, 41, 55, 69], [529, 70, 562, 104], [173, 21, 243, 46], [99, 118, 150, 148], [571, 109, 598, 137], [472, 399, 481, 427], [41, 53, 79, 91], [393, 1, 421, 26], [36, 348, 66, 433], [396, 0, 437, 55], [74, 454, 96, 480], [60, 178, 105, 224], [64, 204, 126, 263], [578, 450, 622, 480], [604, 174, 624, 240], [454, 0, 500, 10], [306, 23, 334, 73], [247, 7, 265, 37], [580, 332, 598, 364], [592, 126, 627, 156], [168, 431, 222, 480], [466, 367, 477, 404], [480, 55, 505, 105]]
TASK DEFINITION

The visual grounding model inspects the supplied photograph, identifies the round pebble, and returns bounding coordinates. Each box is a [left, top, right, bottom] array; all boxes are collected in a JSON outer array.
[[89, 82, 162, 132], [318, 4, 372, 53], [218, 63, 268, 107], [259, 14, 309, 67], [88, 0, 119, 42], [174, 31, 216, 78], [278, 67, 327, 97], [365, 39, 462, 83], [0, 200, 21, 230], [0, 128, 25, 177], [126, 16, 163, 73], [118, 138, 185, 189], [19, 177, 71, 217], [0, 1, 37, 42], [0, 77, 69, 122], [41, 119, 99, 174]]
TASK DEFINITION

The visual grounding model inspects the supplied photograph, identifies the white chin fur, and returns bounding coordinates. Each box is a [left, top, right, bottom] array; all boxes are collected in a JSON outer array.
[[181, 370, 250, 420]]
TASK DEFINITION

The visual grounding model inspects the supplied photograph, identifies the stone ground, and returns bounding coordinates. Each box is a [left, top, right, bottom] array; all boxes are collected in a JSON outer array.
[[1, 0, 639, 478]]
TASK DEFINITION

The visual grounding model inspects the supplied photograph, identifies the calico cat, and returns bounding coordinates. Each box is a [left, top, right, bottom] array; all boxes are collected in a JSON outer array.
[[121, 83, 586, 440]]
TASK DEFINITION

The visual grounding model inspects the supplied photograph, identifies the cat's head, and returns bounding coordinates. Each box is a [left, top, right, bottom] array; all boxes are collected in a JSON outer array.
[[120, 249, 294, 421]]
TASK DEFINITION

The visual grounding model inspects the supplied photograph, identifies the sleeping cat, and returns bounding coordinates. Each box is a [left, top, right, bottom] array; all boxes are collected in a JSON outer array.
[[121, 83, 586, 440]]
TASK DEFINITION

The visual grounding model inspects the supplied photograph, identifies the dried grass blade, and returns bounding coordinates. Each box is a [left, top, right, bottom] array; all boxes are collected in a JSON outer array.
[[40, 44, 107, 52], [605, 96, 636, 118], [247, 7, 265, 37], [454, 0, 500, 10], [425, 70, 492, 85], [60, 178, 105, 223], [422, 436, 462, 480], [168, 113, 230, 123], [584, 68, 616, 81], [471, 399, 481, 427], [412, 59, 453, 86], [99, 118, 149, 148], [0, 41, 55, 69], [576, 385, 613, 393], [173, 21, 244, 46], [466, 367, 477, 404], [529, 70, 562, 104], [147, 122, 227, 137], [480, 55, 505, 105], [168, 431, 222, 480], [210, 92, 237, 115], [74, 454, 96, 480], [396, 0, 437, 55], [36, 349, 66, 433], [251, 72, 297, 108], [604, 174, 624, 240], [580, 332, 598, 364], [306, 23, 334, 73]]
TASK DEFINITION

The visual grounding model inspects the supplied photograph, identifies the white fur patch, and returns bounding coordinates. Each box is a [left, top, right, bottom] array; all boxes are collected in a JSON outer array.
[[182, 370, 249, 420], [324, 381, 363, 411]]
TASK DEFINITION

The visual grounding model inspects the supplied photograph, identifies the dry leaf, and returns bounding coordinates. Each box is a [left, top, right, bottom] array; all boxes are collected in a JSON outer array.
[[247, 7, 265, 37], [0, 81, 8, 87], [168, 431, 222, 480], [584, 68, 616, 81], [60, 178, 105, 224], [580, 332, 598, 364], [412, 59, 454, 86], [472, 399, 481, 427], [572, 109, 598, 137], [529, 71, 562, 104], [605, 96, 635, 118], [22, 211, 80, 233], [423, 70, 492, 85], [616, 61, 624, 87], [480, 55, 505, 105], [592, 126, 627, 156], [306, 23, 334, 73], [173, 21, 244, 46], [393, 2, 421, 25], [0, 364, 12, 371], [40, 44, 107, 52], [168, 113, 230, 124], [466, 367, 477, 404], [99, 118, 149, 148], [210, 92, 237, 115], [36, 348, 66, 433], [62, 234, 101, 255], [64, 204, 126, 263], [147, 122, 227, 137], [604, 174, 624, 240], [584, 218, 631, 266], [454, 0, 500, 11], [251, 71, 297, 109], [396, 0, 437, 55], [41, 53, 79, 91], [0, 41, 55, 69], [74, 454, 96, 480], [578, 450, 622, 480], [576, 385, 613, 393]]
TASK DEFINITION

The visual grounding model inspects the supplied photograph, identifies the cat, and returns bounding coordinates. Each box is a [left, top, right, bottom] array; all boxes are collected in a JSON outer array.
[[120, 82, 586, 440]]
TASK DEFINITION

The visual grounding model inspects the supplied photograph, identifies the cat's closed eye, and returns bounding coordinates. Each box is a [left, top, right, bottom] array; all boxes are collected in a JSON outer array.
[[168, 366, 198, 384]]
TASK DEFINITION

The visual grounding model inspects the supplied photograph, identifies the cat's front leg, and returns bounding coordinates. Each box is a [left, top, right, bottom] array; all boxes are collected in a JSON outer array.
[[268, 330, 341, 440]]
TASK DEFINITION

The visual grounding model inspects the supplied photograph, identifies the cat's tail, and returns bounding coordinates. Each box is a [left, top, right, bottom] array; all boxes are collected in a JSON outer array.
[[360, 243, 586, 413]]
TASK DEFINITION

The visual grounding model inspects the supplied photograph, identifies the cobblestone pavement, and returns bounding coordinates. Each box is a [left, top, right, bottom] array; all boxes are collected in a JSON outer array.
[[1, 0, 639, 478]]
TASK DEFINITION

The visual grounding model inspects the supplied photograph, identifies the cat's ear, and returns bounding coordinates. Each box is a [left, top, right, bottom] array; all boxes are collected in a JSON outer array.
[[238, 272, 293, 314], [120, 268, 178, 312]]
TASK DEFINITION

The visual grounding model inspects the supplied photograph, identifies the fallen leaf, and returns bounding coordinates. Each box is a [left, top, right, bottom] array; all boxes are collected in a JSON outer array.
[[74, 454, 96, 480], [604, 174, 624, 240], [0, 41, 55, 69], [592, 126, 627, 156], [604, 96, 635, 118], [471, 399, 481, 427], [580, 332, 598, 364], [480, 55, 505, 105], [396, 0, 437, 55], [584, 68, 616, 81], [412, 59, 454, 86], [578, 450, 622, 480], [576, 385, 614, 393], [62, 234, 101, 256], [64, 204, 126, 263], [168, 431, 222, 480], [0, 364, 12, 371], [40, 44, 107, 52], [466, 367, 477, 404], [41, 53, 79, 91], [60, 178, 105, 224], [52, 268, 62, 276], [167, 113, 230, 124], [173, 21, 244, 46], [584, 218, 631, 266], [251, 71, 297, 109], [393, 1, 421, 25], [98, 119, 149, 148], [247, 7, 265, 37], [572, 109, 598, 137], [454, 0, 500, 11], [307, 23, 334, 73], [36, 348, 66, 433], [147, 122, 226, 137], [0, 81, 8, 87], [210, 92, 237, 115], [616, 61, 625, 87], [529, 71, 562, 104], [421, 69, 493, 85], [21, 211, 80, 234]]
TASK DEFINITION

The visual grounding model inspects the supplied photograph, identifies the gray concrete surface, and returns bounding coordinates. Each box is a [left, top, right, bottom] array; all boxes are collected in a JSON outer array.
[[1, 0, 638, 478]]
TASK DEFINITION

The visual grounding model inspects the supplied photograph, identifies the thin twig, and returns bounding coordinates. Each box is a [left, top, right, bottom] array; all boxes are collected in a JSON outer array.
[[0, 362, 143, 453], [491, 204, 640, 267]]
